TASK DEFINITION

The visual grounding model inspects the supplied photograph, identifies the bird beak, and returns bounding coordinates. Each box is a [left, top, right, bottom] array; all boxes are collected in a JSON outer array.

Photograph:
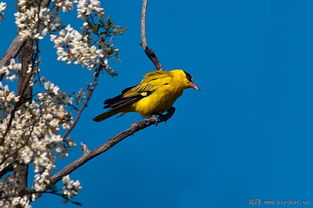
[[189, 82, 200, 91]]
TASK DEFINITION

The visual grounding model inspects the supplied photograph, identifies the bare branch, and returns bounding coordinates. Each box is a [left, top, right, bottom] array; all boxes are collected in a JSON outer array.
[[51, 107, 175, 184], [140, 0, 163, 71], [61, 68, 100, 139], [80, 143, 90, 155]]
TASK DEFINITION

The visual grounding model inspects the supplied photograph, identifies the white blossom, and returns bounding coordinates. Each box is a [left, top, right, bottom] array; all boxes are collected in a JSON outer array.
[[14, 6, 61, 39], [0, 78, 74, 206], [77, 0, 104, 19], [0, 59, 21, 81], [0, 2, 6, 12], [51, 25, 104, 70], [0, 2, 6, 22], [0, 1, 121, 207], [52, 0, 77, 12], [62, 175, 82, 199], [0, 196, 31, 208]]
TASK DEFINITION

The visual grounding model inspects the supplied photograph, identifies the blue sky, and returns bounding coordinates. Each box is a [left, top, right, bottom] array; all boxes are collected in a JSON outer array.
[[2, 0, 313, 207]]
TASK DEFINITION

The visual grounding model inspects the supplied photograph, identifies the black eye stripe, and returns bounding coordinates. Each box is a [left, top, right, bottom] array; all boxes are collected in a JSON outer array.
[[183, 70, 193, 82]]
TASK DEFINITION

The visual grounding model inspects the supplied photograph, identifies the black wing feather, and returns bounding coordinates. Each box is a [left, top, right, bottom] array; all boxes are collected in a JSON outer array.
[[104, 91, 152, 109], [103, 84, 154, 109], [103, 85, 137, 106], [104, 94, 142, 109]]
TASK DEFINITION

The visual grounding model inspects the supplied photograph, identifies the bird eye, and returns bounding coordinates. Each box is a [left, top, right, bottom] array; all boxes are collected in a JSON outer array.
[[183, 70, 193, 82]]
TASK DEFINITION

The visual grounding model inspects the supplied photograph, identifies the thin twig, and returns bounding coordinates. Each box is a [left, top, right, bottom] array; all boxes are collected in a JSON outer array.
[[80, 143, 90, 155], [61, 68, 100, 139], [140, 0, 163, 71], [51, 107, 175, 184], [0, 190, 82, 206]]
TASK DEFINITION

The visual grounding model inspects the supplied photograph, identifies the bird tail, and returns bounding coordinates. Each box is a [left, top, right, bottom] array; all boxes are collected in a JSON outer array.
[[93, 109, 120, 122]]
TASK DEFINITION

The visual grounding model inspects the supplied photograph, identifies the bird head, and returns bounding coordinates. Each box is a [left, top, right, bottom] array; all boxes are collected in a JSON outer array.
[[171, 69, 200, 90]]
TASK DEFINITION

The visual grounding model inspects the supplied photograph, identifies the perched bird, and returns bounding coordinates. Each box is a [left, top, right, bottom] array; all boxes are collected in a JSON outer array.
[[93, 69, 199, 122]]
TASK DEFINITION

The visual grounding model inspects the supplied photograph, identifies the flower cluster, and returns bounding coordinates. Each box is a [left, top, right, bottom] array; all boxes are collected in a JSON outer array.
[[0, 81, 19, 119], [0, 0, 124, 207], [52, 0, 77, 12], [77, 0, 104, 19], [0, 59, 21, 81], [0, 75, 74, 207], [0, 2, 6, 22], [0, 195, 31, 208], [15, 2, 61, 39], [51, 25, 104, 70], [62, 175, 82, 199]]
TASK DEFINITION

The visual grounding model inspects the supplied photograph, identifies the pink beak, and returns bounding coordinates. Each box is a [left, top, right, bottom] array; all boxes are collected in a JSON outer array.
[[190, 82, 200, 91]]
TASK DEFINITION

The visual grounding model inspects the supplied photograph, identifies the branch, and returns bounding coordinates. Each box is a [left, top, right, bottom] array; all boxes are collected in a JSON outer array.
[[51, 107, 175, 184], [61, 68, 100, 139], [52, 0, 173, 185], [0, 0, 52, 81], [80, 143, 90, 155], [0, 190, 82, 206], [0, 41, 36, 146], [140, 0, 163, 71], [0, 35, 26, 80]]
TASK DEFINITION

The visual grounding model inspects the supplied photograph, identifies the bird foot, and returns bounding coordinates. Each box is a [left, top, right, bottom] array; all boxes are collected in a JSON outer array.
[[158, 107, 176, 122], [147, 115, 160, 126], [146, 107, 176, 126]]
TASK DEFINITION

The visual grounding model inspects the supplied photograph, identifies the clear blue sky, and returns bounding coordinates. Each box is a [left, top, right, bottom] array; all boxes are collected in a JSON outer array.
[[2, 0, 313, 207]]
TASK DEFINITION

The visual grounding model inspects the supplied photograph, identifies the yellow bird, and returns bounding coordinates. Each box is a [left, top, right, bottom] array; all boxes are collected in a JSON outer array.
[[93, 69, 199, 122]]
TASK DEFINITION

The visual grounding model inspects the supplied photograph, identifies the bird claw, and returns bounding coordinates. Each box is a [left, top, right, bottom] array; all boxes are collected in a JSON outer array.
[[160, 107, 176, 122], [146, 107, 176, 126], [150, 115, 160, 126]]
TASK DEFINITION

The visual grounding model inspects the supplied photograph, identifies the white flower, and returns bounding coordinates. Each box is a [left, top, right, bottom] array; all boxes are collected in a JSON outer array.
[[0, 2, 6, 12], [0, 2, 6, 22], [0, 78, 74, 203], [62, 175, 82, 199], [14, 6, 61, 39], [77, 0, 104, 19], [52, 0, 78, 12], [51, 25, 104, 70], [44, 81, 60, 94]]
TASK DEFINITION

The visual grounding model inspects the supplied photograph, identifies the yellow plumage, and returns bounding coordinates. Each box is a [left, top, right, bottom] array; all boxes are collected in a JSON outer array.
[[93, 69, 199, 122]]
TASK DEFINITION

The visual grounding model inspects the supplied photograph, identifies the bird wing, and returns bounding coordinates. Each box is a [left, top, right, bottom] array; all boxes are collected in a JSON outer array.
[[141, 70, 172, 83], [103, 91, 151, 109], [103, 71, 173, 110]]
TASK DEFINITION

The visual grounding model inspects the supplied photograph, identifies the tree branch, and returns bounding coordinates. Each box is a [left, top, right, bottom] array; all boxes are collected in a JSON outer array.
[[1, 190, 82, 206], [51, 0, 173, 186], [51, 107, 175, 184], [61, 68, 100, 139], [0, 0, 52, 80], [0, 42, 37, 146], [0, 35, 26, 80], [140, 0, 163, 71]]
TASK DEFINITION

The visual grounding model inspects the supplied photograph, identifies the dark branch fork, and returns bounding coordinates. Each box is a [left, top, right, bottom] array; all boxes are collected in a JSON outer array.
[[61, 68, 100, 140]]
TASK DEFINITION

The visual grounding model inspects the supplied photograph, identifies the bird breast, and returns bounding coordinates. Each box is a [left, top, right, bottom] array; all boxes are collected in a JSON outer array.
[[133, 82, 183, 117]]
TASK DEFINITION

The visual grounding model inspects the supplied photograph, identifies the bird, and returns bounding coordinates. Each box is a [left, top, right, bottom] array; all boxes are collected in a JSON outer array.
[[93, 69, 199, 122]]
